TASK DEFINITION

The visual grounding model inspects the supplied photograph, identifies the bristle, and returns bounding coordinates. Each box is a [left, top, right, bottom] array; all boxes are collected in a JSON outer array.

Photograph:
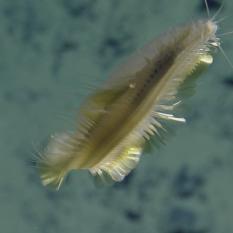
[[37, 133, 77, 189], [90, 141, 144, 182]]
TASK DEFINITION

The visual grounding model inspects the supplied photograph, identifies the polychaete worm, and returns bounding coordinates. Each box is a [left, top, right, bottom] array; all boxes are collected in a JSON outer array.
[[36, 0, 229, 189]]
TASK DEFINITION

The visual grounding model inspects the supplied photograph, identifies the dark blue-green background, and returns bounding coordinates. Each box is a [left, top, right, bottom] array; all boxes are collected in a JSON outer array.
[[0, 0, 233, 232]]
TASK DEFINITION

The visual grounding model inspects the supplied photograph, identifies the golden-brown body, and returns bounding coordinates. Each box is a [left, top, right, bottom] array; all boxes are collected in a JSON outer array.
[[38, 20, 219, 189]]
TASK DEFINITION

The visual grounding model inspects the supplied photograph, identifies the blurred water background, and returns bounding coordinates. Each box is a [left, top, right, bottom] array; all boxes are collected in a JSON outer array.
[[0, 0, 233, 232]]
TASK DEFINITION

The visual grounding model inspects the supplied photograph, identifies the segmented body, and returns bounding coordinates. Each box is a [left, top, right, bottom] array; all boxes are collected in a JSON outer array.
[[38, 20, 219, 189]]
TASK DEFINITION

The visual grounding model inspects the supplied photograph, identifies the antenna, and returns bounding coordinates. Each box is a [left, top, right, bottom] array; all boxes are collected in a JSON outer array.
[[211, 1, 225, 21], [218, 30, 233, 37], [219, 45, 233, 70], [205, 0, 210, 18]]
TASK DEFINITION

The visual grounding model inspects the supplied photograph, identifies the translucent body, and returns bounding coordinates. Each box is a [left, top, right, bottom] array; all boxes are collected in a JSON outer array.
[[37, 20, 219, 189]]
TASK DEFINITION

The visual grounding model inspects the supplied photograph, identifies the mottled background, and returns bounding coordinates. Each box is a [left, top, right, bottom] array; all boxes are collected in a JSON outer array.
[[0, 0, 233, 233]]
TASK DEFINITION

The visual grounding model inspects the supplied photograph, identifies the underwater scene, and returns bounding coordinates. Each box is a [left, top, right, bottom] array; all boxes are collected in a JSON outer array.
[[0, 0, 233, 233]]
